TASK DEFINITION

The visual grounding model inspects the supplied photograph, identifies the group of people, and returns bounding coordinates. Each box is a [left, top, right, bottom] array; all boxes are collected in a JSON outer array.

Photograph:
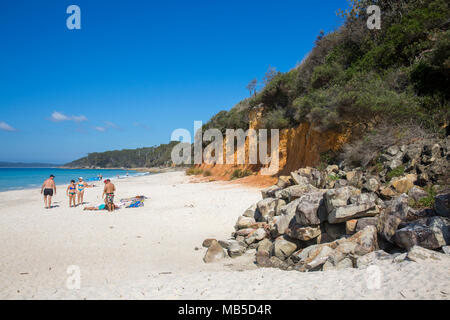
[[40, 175, 116, 212]]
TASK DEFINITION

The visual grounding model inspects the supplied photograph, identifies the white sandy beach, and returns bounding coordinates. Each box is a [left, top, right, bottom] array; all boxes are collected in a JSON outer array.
[[0, 171, 449, 300]]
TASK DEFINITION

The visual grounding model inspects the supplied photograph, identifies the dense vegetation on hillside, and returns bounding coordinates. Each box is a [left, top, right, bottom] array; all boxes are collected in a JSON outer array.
[[65, 141, 179, 168], [203, 0, 449, 134]]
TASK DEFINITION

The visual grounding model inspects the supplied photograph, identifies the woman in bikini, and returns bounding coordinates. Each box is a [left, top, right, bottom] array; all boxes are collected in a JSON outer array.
[[76, 177, 88, 206], [66, 180, 77, 207]]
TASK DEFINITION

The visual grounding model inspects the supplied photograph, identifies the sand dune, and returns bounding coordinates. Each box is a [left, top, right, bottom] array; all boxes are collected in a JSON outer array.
[[0, 172, 448, 300]]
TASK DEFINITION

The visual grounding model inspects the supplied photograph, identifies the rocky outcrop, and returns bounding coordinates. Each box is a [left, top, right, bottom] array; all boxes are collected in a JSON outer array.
[[202, 138, 450, 271]]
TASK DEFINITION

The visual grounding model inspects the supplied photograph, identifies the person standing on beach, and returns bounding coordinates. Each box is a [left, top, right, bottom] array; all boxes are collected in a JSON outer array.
[[41, 175, 56, 209], [76, 177, 88, 206], [102, 179, 116, 212], [66, 180, 77, 208]]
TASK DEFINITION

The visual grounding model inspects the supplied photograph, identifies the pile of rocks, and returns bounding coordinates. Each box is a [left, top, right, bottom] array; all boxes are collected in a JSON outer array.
[[202, 138, 450, 271]]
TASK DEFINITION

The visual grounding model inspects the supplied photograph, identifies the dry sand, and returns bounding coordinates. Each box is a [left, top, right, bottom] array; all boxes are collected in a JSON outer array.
[[0, 172, 449, 300]]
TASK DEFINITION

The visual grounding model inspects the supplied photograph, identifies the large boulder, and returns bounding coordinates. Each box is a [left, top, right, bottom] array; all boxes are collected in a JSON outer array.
[[286, 224, 321, 241], [394, 216, 450, 250], [276, 176, 292, 188], [256, 198, 285, 222], [203, 240, 226, 263], [407, 245, 450, 263], [363, 177, 380, 193], [228, 241, 246, 258], [235, 216, 256, 230], [323, 226, 378, 270], [272, 236, 298, 260], [435, 191, 449, 217], [276, 184, 318, 202], [255, 239, 273, 267], [295, 191, 327, 226], [356, 250, 394, 268], [355, 217, 379, 232], [390, 174, 417, 194], [242, 204, 259, 219], [346, 170, 363, 188], [324, 186, 360, 214], [408, 186, 428, 202], [328, 202, 379, 224], [295, 167, 325, 188], [290, 171, 310, 186], [261, 185, 282, 199], [291, 243, 336, 271], [271, 198, 301, 236], [377, 194, 410, 243]]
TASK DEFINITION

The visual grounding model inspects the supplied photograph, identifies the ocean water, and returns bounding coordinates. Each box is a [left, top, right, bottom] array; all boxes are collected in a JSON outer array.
[[0, 168, 143, 192]]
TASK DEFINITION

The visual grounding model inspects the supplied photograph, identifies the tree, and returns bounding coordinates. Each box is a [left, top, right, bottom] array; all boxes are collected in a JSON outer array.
[[262, 66, 279, 85], [246, 78, 257, 96]]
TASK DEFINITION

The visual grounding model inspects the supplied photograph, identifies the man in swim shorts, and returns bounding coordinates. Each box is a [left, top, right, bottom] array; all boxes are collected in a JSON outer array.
[[41, 174, 56, 209], [102, 179, 116, 212]]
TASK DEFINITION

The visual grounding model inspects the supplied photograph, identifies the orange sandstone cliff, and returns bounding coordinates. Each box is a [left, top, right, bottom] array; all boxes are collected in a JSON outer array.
[[197, 106, 360, 186]]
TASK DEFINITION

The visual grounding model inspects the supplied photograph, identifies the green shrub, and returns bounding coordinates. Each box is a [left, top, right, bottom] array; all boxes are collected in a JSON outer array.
[[409, 186, 437, 209], [230, 169, 253, 180], [203, 170, 212, 177], [386, 165, 405, 182], [186, 167, 203, 176], [262, 108, 291, 129]]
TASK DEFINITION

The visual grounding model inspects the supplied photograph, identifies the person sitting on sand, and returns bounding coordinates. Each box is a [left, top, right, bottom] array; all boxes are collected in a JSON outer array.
[[76, 177, 88, 205], [66, 180, 77, 208], [83, 203, 106, 211], [102, 179, 116, 212], [41, 174, 56, 209]]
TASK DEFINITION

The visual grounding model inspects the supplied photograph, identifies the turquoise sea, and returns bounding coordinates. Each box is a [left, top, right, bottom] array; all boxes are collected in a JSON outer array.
[[0, 168, 143, 192]]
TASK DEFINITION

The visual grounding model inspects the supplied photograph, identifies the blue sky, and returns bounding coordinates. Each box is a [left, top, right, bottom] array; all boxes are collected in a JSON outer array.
[[0, 0, 347, 163]]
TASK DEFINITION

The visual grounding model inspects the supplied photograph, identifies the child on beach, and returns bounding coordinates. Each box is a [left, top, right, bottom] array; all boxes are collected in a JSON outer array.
[[66, 180, 77, 208]]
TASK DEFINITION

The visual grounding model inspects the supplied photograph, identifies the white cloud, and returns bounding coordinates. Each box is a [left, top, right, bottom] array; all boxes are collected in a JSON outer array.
[[72, 115, 88, 123], [0, 121, 16, 132], [95, 126, 106, 132], [50, 111, 88, 123]]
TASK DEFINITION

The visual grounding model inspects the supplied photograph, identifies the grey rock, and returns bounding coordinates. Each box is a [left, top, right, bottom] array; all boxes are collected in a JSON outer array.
[[273, 236, 298, 260], [242, 204, 258, 218], [378, 194, 409, 243], [363, 177, 380, 193], [407, 245, 450, 263], [355, 217, 379, 232], [261, 185, 282, 199], [295, 191, 327, 226], [435, 191, 449, 217], [276, 184, 318, 202], [271, 198, 301, 236], [356, 250, 393, 268], [386, 145, 400, 156], [324, 186, 360, 213], [394, 216, 450, 250], [442, 246, 450, 255], [256, 198, 285, 222], [408, 186, 428, 202], [290, 171, 310, 186], [228, 241, 246, 258], [203, 240, 226, 263], [235, 216, 256, 230], [287, 224, 321, 241]]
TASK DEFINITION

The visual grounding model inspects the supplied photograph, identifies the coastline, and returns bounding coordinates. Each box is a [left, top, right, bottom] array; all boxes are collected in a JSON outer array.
[[0, 171, 448, 300]]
